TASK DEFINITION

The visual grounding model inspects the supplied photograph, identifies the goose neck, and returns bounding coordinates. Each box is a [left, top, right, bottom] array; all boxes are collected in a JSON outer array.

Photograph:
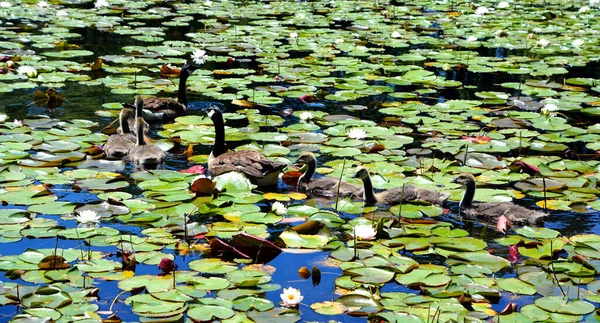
[[298, 159, 316, 184], [120, 112, 131, 134], [136, 122, 146, 146], [362, 174, 377, 204], [177, 68, 190, 106], [460, 179, 476, 209], [211, 112, 226, 158]]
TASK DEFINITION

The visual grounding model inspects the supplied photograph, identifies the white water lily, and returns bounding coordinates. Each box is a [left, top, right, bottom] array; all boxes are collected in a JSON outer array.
[[280, 287, 303, 307], [466, 36, 478, 42], [474, 6, 489, 15], [37, 0, 48, 7], [204, 0, 212, 6], [334, 38, 344, 44], [579, 5, 590, 12], [353, 224, 376, 241], [271, 201, 287, 216], [497, 1, 510, 9], [299, 111, 314, 121], [0, 114, 7, 122], [289, 32, 298, 39], [56, 9, 68, 16], [17, 66, 37, 78], [572, 39, 584, 48], [0, 1, 11, 7], [391, 31, 402, 38], [95, 0, 109, 8], [540, 103, 558, 117], [537, 38, 549, 48], [346, 128, 367, 140], [76, 210, 101, 224], [191, 49, 208, 65], [591, 0, 599, 6]]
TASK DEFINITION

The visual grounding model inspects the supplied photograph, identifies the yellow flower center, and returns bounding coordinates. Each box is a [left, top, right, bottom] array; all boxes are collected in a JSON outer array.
[[287, 294, 295, 300]]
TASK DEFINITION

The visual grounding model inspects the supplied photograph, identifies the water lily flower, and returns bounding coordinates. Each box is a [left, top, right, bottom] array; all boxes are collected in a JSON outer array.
[[0, 1, 11, 7], [94, 0, 109, 8], [391, 31, 401, 38], [37, 1, 48, 7], [56, 9, 68, 16], [0, 114, 7, 122], [289, 32, 298, 39], [158, 257, 176, 275], [572, 39, 584, 48], [76, 210, 101, 224], [17, 66, 37, 78], [497, 1, 510, 9], [537, 38, 549, 48], [496, 215, 512, 234], [271, 201, 287, 216], [299, 111, 314, 121], [204, 0, 212, 6], [280, 287, 303, 307], [579, 5, 590, 12], [191, 49, 208, 65], [346, 128, 367, 140], [474, 6, 489, 15], [466, 36, 478, 42], [353, 224, 376, 241], [540, 103, 558, 117], [590, 0, 599, 6], [334, 38, 344, 44], [12, 119, 22, 126]]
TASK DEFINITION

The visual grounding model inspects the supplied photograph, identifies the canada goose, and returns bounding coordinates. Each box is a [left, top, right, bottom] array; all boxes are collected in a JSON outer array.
[[452, 173, 546, 225], [104, 108, 136, 159], [206, 106, 286, 186], [295, 152, 362, 197], [140, 63, 198, 121], [352, 166, 450, 206], [128, 116, 165, 169]]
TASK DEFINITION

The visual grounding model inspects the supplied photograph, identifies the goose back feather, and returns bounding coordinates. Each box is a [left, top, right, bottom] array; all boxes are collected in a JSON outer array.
[[453, 173, 546, 225], [105, 108, 136, 159], [140, 63, 198, 121], [128, 115, 165, 169], [207, 106, 285, 186], [353, 166, 450, 206], [295, 152, 362, 197]]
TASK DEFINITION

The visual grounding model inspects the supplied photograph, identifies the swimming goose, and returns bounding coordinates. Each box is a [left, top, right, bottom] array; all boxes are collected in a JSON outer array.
[[352, 166, 450, 206], [453, 173, 546, 225], [295, 152, 362, 197], [140, 63, 198, 121], [104, 108, 136, 159], [128, 116, 166, 169], [207, 106, 286, 186]]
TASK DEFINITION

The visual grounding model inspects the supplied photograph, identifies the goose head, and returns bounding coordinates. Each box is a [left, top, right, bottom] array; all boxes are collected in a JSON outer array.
[[452, 173, 476, 186], [294, 152, 316, 168], [206, 105, 222, 120], [181, 63, 199, 78], [352, 166, 370, 180]]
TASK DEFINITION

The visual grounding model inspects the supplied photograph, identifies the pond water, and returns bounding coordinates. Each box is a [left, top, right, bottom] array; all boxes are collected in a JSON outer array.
[[1, 0, 600, 322]]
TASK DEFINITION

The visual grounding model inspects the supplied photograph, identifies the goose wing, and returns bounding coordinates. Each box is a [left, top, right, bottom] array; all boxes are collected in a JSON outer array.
[[465, 202, 546, 225], [211, 150, 286, 179]]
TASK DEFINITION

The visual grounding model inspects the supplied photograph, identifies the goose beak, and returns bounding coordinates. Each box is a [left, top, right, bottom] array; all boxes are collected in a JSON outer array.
[[451, 177, 459, 183]]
